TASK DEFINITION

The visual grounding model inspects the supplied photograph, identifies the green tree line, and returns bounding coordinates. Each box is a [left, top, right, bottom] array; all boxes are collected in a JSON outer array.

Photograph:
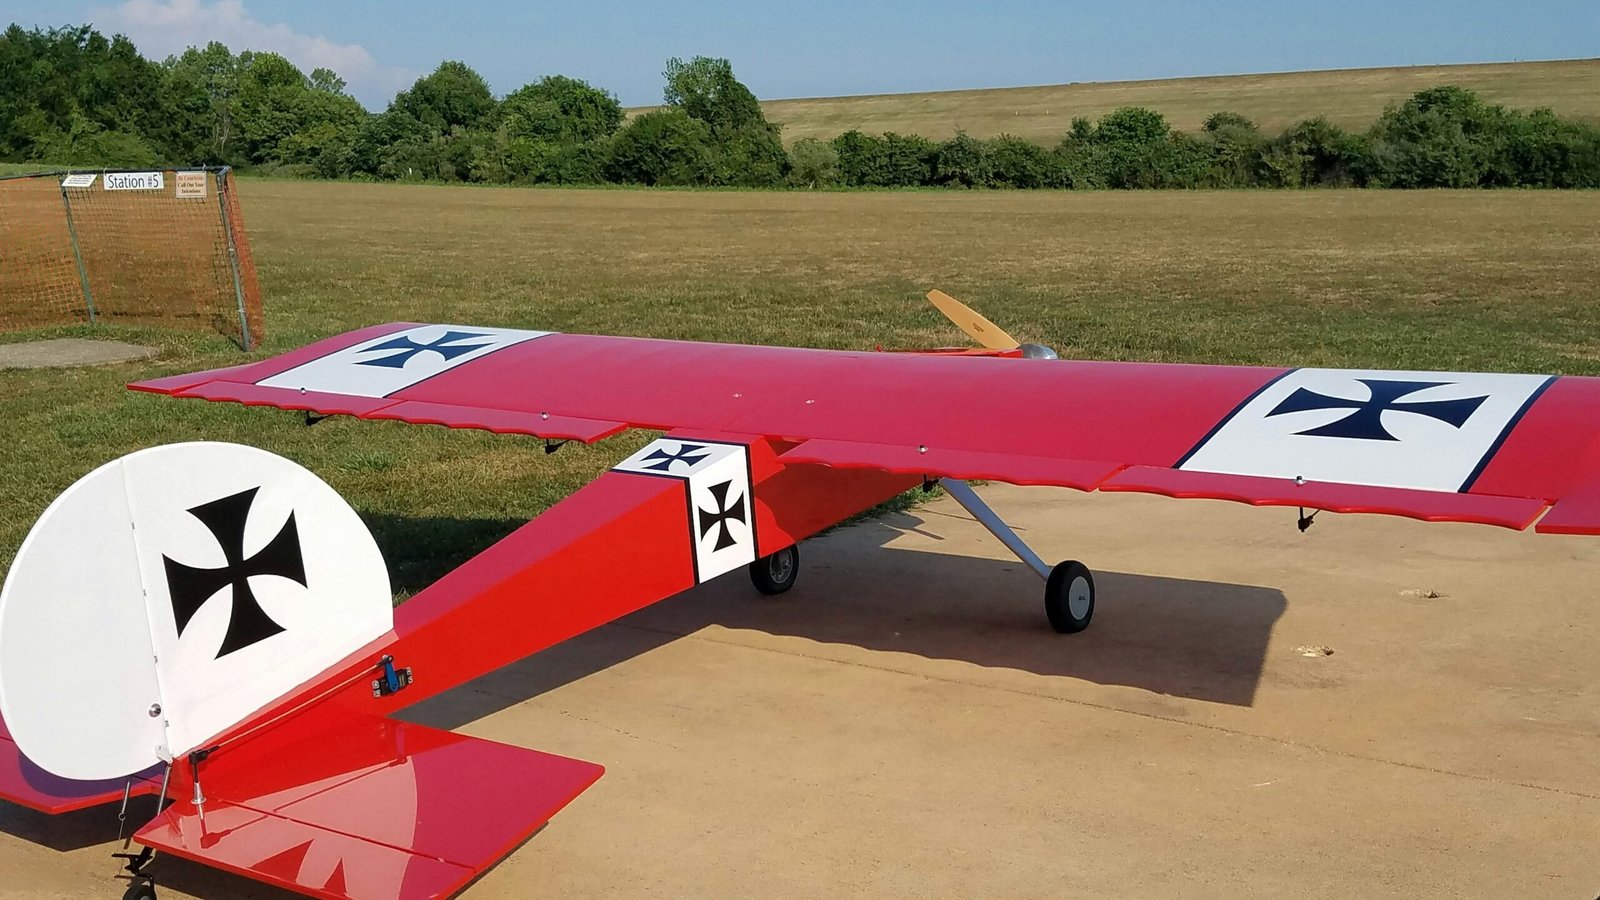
[[4, 24, 1598, 189]]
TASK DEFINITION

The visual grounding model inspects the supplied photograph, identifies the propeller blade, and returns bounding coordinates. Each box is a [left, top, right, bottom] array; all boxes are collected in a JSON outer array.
[[926, 289, 1021, 350]]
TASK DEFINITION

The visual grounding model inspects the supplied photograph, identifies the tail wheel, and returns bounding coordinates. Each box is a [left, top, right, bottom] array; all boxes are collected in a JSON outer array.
[[749, 545, 800, 595], [1045, 561, 1095, 633]]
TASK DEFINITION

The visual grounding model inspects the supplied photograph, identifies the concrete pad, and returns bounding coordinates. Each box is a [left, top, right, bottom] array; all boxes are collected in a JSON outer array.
[[3, 486, 1598, 898], [0, 339, 156, 370]]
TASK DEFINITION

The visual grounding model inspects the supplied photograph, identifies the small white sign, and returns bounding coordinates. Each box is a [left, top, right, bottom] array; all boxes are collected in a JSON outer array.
[[60, 173, 97, 189], [174, 170, 207, 199], [104, 171, 165, 191]]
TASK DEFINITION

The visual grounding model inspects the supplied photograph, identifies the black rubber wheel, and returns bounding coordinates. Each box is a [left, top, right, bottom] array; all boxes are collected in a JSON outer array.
[[1044, 560, 1095, 633], [749, 545, 800, 595], [122, 879, 157, 900]]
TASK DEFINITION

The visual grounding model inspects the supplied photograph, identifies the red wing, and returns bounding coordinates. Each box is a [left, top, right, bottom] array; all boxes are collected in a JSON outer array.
[[135, 714, 602, 900], [131, 324, 1600, 534]]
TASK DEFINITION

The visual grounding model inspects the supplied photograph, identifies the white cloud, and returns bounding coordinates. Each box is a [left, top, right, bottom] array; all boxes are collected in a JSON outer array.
[[92, 0, 416, 108]]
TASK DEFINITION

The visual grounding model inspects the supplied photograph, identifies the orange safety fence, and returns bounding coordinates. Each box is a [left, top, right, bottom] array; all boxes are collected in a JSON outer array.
[[0, 167, 263, 349]]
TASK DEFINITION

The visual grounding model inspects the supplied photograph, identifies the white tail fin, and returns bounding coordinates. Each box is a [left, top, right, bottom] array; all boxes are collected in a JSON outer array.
[[0, 442, 392, 781]]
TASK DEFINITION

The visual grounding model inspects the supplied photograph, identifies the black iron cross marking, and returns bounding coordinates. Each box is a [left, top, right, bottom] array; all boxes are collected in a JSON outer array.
[[641, 442, 711, 473], [1266, 379, 1489, 442], [697, 480, 747, 552], [355, 331, 492, 369], [162, 487, 307, 659]]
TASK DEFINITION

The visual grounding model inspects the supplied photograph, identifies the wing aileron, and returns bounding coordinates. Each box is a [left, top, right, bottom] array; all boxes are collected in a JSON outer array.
[[1101, 466, 1549, 530]]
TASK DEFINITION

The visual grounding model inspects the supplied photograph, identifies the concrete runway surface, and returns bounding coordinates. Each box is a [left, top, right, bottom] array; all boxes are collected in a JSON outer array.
[[3, 485, 1597, 898]]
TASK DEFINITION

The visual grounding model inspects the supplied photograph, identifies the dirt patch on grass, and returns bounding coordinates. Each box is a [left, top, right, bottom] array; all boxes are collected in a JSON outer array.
[[0, 338, 156, 369]]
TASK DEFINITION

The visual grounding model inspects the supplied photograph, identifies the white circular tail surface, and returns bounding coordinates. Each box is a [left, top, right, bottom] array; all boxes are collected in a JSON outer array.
[[0, 442, 393, 781]]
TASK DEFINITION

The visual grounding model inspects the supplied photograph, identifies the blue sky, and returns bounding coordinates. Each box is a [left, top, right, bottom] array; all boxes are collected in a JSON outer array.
[[11, 0, 1598, 109]]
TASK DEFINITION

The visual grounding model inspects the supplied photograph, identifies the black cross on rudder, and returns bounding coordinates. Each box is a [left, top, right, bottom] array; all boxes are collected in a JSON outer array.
[[162, 487, 307, 659]]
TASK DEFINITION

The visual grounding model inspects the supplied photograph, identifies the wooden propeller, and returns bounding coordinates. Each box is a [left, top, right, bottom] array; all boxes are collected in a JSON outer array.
[[926, 289, 1021, 350]]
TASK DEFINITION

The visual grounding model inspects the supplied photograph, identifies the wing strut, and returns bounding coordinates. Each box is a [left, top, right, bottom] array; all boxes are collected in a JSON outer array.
[[942, 478, 1098, 634], [941, 479, 1051, 580]]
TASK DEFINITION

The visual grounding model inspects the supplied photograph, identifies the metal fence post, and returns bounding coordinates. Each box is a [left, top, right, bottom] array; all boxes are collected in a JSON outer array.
[[213, 166, 253, 351], [59, 179, 97, 323]]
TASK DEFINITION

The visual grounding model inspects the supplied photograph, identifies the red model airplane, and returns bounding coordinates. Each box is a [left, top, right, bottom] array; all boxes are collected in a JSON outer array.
[[3, 291, 1599, 899]]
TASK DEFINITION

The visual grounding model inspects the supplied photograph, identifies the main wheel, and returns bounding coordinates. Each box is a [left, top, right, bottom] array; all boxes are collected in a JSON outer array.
[[1045, 560, 1094, 633], [749, 545, 800, 595], [122, 878, 157, 900]]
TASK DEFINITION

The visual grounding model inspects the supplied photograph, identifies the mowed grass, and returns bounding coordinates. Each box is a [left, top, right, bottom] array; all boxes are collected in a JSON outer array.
[[2, 181, 1599, 591], [735, 59, 1600, 143]]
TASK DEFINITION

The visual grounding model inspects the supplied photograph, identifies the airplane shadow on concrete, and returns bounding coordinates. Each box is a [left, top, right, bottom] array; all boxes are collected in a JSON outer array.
[[387, 506, 1287, 732], [0, 507, 1284, 893]]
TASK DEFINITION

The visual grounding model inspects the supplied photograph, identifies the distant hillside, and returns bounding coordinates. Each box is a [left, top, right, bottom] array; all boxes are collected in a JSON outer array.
[[635, 59, 1600, 144]]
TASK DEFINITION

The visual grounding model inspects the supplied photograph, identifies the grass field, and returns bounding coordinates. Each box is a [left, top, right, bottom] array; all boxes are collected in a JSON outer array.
[[3, 181, 1599, 590], [721, 59, 1600, 144]]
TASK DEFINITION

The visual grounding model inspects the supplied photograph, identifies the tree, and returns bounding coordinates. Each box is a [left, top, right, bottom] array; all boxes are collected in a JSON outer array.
[[1203, 111, 1257, 134], [935, 132, 992, 187], [788, 137, 838, 188], [277, 85, 367, 176], [0, 25, 170, 162], [1263, 117, 1367, 187], [1364, 86, 1504, 187], [831, 130, 885, 186], [27, 110, 160, 167], [1200, 111, 1265, 187], [606, 109, 714, 185], [233, 51, 310, 164], [662, 56, 764, 135], [344, 109, 431, 178], [989, 135, 1056, 188], [661, 56, 787, 186], [879, 133, 936, 186], [1053, 121, 1102, 188], [1088, 107, 1176, 188], [163, 41, 242, 163], [309, 67, 346, 95], [500, 75, 622, 143], [1498, 108, 1600, 188], [392, 60, 496, 131]]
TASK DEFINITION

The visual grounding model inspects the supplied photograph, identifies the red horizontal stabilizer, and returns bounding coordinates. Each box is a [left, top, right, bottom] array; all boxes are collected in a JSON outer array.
[[1101, 466, 1548, 530], [0, 714, 159, 813], [135, 715, 603, 899]]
